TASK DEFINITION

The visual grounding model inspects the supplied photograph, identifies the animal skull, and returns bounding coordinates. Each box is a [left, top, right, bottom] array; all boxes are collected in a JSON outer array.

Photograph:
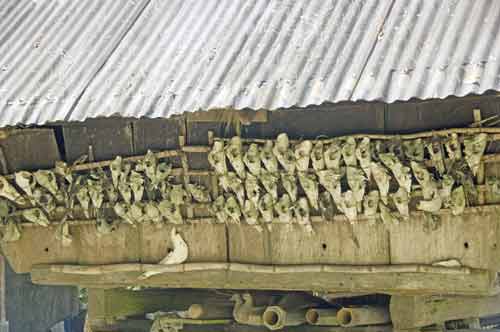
[[243, 144, 262, 176], [211, 196, 228, 224], [96, 216, 117, 236], [32, 188, 56, 214], [294, 140, 312, 172], [379, 203, 398, 225], [445, 133, 462, 160], [22, 208, 50, 227], [450, 186, 466, 216], [341, 190, 358, 222], [259, 171, 278, 201], [245, 175, 261, 206], [186, 183, 212, 203], [317, 169, 343, 202], [226, 136, 246, 178], [392, 163, 412, 194], [170, 184, 190, 206], [426, 139, 445, 175], [324, 141, 342, 170], [88, 180, 105, 209], [242, 200, 260, 226], [363, 190, 380, 218], [298, 172, 319, 210], [118, 182, 133, 205], [464, 133, 488, 176], [114, 202, 136, 226], [224, 195, 242, 224], [311, 141, 325, 171], [293, 197, 313, 232], [110, 156, 123, 188], [391, 187, 410, 219], [346, 166, 366, 208], [136, 150, 158, 181], [355, 137, 371, 177], [34, 170, 58, 196], [258, 193, 275, 223], [403, 139, 424, 162], [158, 200, 183, 224], [15, 171, 36, 197], [275, 194, 293, 223], [2, 219, 21, 242], [144, 202, 163, 225], [129, 171, 145, 202], [208, 141, 228, 174], [281, 173, 298, 202], [342, 137, 357, 166], [54, 161, 73, 184], [0, 176, 26, 205], [319, 191, 335, 221], [260, 140, 279, 173]]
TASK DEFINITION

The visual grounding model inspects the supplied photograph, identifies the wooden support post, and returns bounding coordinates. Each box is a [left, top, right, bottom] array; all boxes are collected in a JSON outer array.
[[390, 294, 500, 329]]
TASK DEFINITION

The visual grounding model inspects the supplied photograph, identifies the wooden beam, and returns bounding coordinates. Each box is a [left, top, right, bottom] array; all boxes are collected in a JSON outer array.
[[31, 263, 496, 296], [390, 294, 500, 329], [88, 288, 225, 323]]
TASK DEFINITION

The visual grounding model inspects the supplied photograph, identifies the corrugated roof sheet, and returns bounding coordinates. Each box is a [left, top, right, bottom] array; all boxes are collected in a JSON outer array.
[[0, 0, 500, 125]]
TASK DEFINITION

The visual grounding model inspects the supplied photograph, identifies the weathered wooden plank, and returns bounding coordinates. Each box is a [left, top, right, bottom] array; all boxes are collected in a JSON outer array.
[[2, 222, 227, 273], [270, 221, 389, 265], [390, 294, 500, 329], [388, 206, 500, 270], [31, 263, 496, 296], [0, 129, 60, 172], [227, 224, 272, 264], [87, 288, 222, 322], [140, 223, 227, 264]]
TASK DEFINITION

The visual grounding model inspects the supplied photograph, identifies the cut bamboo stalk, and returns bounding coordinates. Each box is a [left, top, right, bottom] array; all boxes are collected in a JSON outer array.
[[187, 303, 234, 319], [336, 306, 391, 327], [262, 305, 308, 330], [305, 308, 340, 326]]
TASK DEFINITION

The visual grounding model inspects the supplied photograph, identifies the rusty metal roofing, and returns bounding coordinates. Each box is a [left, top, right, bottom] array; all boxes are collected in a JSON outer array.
[[0, 0, 500, 125]]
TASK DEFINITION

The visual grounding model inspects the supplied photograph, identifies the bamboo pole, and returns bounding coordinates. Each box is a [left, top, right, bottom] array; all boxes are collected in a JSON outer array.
[[306, 309, 340, 326], [336, 306, 391, 327], [187, 303, 234, 319], [262, 305, 308, 330]]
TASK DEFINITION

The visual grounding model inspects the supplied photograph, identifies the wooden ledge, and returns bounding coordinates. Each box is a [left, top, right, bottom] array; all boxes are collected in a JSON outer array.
[[31, 263, 496, 296]]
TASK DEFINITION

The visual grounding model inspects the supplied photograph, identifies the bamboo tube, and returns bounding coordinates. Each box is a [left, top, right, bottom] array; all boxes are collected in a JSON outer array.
[[336, 306, 391, 327], [262, 306, 308, 330], [305, 308, 340, 326], [187, 303, 234, 319]]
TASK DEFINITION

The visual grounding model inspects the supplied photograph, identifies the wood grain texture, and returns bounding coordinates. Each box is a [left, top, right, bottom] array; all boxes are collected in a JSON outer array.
[[31, 263, 496, 296], [390, 294, 500, 329]]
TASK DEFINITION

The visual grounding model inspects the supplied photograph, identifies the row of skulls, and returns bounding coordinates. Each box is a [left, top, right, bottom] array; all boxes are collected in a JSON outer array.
[[207, 133, 490, 229], [0, 151, 213, 244]]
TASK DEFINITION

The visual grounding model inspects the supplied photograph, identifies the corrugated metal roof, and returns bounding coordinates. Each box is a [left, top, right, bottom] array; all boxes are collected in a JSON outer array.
[[0, 0, 500, 126]]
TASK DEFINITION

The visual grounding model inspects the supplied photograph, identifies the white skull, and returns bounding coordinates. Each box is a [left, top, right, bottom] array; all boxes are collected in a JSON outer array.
[[22, 208, 50, 227], [403, 139, 424, 162], [243, 144, 262, 176], [208, 141, 228, 175], [226, 136, 246, 178], [294, 140, 312, 172], [186, 183, 211, 203], [355, 137, 371, 177], [34, 170, 58, 196], [311, 141, 325, 171], [298, 172, 319, 210], [341, 137, 357, 167], [260, 141, 279, 173], [281, 173, 297, 202]]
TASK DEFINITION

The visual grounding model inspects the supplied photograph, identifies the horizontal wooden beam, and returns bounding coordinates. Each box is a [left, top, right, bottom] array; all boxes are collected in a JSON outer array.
[[390, 294, 500, 329], [31, 263, 497, 296]]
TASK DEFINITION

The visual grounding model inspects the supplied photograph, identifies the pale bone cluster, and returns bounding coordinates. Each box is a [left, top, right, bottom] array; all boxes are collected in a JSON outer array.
[[0, 151, 211, 244], [208, 133, 490, 230]]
